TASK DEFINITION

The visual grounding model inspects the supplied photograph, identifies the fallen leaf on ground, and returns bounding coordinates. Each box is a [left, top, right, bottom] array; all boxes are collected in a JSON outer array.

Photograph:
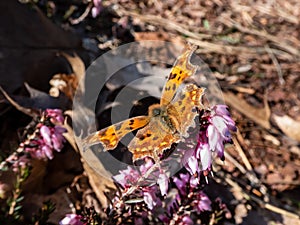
[[223, 91, 271, 129], [272, 114, 300, 142]]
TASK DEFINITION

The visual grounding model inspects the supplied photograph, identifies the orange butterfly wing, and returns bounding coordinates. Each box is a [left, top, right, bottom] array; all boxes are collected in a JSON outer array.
[[169, 84, 205, 137], [128, 85, 205, 162], [82, 116, 149, 150], [160, 45, 198, 106]]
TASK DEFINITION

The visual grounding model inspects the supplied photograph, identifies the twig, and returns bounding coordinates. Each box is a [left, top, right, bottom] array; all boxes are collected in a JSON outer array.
[[113, 4, 210, 40], [187, 38, 294, 60], [218, 16, 300, 57], [223, 174, 299, 220], [264, 44, 285, 85], [69, 2, 93, 25], [233, 134, 253, 171], [223, 151, 247, 174]]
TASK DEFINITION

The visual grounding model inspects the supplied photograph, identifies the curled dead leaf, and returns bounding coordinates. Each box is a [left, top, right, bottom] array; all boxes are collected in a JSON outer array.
[[49, 73, 78, 99], [273, 114, 300, 142], [49, 53, 85, 100]]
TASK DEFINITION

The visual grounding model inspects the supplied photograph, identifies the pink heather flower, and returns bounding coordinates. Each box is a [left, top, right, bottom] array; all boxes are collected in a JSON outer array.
[[207, 105, 236, 160], [181, 104, 236, 177], [40, 125, 52, 147], [113, 166, 140, 188], [23, 109, 66, 160], [113, 158, 168, 210], [157, 172, 169, 196], [45, 109, 64, 124], [173, 173, 212, 213], [59, 214, 84, 225], [143, 186, 159, 210], [5, 154, 30, 173], [91, 0, 103, 18], [179, 215, 194, 225], [194, 192, 212, 212]]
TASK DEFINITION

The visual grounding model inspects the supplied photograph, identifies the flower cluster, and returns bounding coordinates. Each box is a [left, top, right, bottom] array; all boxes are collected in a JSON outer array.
[[158, 172, 212, 224], [182, 105, 236, 178], [59, 104, 235, 224], [3, 153, 30, 173], [113, 158, 168, 210], [20, 109, 66, 160]]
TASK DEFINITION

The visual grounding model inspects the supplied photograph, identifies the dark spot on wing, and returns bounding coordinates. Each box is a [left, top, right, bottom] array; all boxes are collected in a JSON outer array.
[[177, 76, 181, 81], [172, 83, 176, 91], [146, 133, 152, 137], [152, 136, 159, 141], [169, 73, 177, 80], [179, 94, 186, 100], [179, 70, 183, 74], [139, 136, 145, 140], [129, 119, 135, 125], [178, 100, 182, 106], [181, 106, 186, 112]]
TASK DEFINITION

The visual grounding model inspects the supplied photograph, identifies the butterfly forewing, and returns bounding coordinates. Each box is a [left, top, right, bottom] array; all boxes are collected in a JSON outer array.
[[160, 45, 198, 107], [82, 116, 150, 150]]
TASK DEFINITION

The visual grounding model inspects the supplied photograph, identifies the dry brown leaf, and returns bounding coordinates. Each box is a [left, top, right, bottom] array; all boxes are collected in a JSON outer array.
[[0, 0, 81, 94], [49, 73, 78, 100], [272, 114, 300, 142], [63, 111, 115, 207], [81, 160, 115, 208], [49, 53, 85, 100], [0, 86, 38, 117], [223, 91, 271, 129], [60, 53, 85, 93]]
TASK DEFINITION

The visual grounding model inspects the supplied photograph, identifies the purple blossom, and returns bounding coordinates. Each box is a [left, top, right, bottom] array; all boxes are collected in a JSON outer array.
[[194, 192, 212, 212], [91, 0, 103, 18], [181, 104, 236, 177], [5, 153, 30, 173], [113, 158, 168, 210], [45, 109, 64, 124], [59, 214, 84, 225], [173, 173, 212, 213], [179, 215, 194, 225], [22, 109, 66, 160], [40, 125, 52, 146], [158, 172, 169, 196]]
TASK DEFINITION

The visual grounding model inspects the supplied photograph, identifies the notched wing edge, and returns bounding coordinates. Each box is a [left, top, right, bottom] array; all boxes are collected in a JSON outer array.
[[175, 44, 198, 76]]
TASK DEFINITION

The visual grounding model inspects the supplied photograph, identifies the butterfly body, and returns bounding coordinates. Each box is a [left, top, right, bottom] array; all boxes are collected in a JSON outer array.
[[82, 45, 205, 162]]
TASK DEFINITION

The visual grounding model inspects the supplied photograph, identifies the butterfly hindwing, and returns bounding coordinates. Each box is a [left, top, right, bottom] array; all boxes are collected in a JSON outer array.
[[128, 118, 180, 162], [169, 84, 205, 137]]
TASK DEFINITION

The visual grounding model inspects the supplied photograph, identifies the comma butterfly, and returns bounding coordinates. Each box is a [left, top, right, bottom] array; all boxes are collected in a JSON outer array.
[[82, 45, 205, 162]]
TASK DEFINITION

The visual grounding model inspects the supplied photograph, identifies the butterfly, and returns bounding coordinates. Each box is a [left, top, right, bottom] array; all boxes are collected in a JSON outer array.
[[82, 45, 205, 162]]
